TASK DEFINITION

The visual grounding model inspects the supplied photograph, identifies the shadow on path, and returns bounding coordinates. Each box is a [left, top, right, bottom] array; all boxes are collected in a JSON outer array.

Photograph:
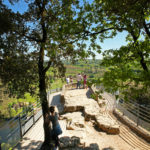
[[102, 147, 114, 150], [15, 137, 42, 150], [50, 94, 64, 114], [59, 136, 100, 150], [86, 88, 92, 98]]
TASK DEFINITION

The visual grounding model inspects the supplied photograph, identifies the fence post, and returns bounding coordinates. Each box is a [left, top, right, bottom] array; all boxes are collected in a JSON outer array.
[[122, 105, 124, 116], [18, 114, 23, 139], [32, 106, 35, 125], [137, 104, 139, 126]]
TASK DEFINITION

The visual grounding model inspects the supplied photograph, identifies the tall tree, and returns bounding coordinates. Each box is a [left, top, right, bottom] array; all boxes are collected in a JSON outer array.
[[83, 0, 150, 100], [0, 0, 100, 149]]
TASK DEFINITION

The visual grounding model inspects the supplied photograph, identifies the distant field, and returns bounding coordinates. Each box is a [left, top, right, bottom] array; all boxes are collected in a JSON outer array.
[[64, 60, 104, 80]]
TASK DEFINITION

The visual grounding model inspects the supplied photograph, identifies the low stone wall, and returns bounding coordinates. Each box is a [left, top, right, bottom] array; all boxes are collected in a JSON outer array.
[[95, 115, 120, 134], [113, 109, 150, 143], [91, 86, 150, 142]]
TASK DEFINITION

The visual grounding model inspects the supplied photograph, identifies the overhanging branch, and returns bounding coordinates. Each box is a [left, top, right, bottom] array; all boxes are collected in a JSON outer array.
[[75, 27, 127, 37]]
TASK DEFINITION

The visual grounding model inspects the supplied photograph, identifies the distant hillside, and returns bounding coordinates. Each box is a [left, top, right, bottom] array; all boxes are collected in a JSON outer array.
[[64, 59, 105, 80]]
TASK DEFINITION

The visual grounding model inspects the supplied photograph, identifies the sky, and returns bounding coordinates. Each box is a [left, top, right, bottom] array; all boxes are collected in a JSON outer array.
[[3, 0, 128, 59], [4, 0, 28, 14], [96, 31, 128, 59]]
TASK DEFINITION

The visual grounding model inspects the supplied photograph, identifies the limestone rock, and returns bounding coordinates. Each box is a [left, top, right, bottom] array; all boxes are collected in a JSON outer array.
[[84, 99, 100, 121], [61, 112, 85, 130], [60, 136, 84, 149], [64, 89, 101, 121], [84, 143, 99, 150], [97, 99, 106, 107], [95, 115, 120, 134]]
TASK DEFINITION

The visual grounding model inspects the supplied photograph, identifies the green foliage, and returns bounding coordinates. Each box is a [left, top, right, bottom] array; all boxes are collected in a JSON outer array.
[[100, 40, 150, 99], [49, 79, 64, 90], [9, 108, 16, 117], [1, 0, 102, 145], [91, 91, 102, 101], [85, 0, 150, 102], [1, 142, 11, 150], [18, 93, 37, 103], [91, 93, 97, 100], [64, 59, 103, 81]]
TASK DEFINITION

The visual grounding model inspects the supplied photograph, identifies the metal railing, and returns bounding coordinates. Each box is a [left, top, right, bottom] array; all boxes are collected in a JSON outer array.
[[0, 101, 42, 150], [116, 100, 150, 131], [95, 86, 150, 132], [0, 88, 62, 150]]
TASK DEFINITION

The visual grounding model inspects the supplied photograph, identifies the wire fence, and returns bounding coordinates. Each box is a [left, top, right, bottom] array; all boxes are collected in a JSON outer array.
[[0, 88, 62, 150]]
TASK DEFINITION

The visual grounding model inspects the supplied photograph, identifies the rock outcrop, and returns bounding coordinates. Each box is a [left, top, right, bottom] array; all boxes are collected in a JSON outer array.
[[61, 112, 85, 130], [62, 89, 120, 135], [95, 115, 120, 134]]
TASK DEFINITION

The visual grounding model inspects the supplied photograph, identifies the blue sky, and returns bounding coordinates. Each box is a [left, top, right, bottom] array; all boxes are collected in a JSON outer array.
[[4, 0, 128, 59], [96, 31, 128, 59], [4, 0, 28, 14]]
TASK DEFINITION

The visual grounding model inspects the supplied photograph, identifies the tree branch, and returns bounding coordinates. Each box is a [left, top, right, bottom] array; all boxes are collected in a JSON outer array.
[[85, 27, 115, 36], [143, 20, 150, 38], [76, 27, 127, 37], [24, 34, 42, 43], [43, 60, 52, 73]]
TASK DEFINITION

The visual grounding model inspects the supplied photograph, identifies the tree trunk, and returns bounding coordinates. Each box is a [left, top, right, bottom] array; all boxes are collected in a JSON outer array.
[[130, 31, 149, 73], [38, 46, 53, 149], [138, 51, 149, 72]]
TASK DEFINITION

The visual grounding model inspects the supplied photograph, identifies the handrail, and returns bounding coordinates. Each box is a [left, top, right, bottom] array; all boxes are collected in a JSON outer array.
[[118, 102, 150, 128], [0, 88, 62, 150], [126, 100, 150, 112], [95, 85, 150, 131], [121, 102, 150, 118], [120, 102, 150, 120]]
